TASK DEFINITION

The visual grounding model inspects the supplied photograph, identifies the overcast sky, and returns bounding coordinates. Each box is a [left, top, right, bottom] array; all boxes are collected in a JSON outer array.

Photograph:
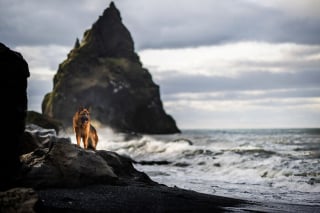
[[1, 0, 320, 129]]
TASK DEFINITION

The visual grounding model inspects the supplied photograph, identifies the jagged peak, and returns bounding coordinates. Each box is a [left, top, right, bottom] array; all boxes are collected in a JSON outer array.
[[75, 1, 138, 62], [74, 38, 80, 49], [102, 1, 121, 21], [109, 1, 116, 9]]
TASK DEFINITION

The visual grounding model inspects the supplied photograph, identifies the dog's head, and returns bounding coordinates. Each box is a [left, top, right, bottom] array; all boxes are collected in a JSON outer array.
[[78, 107, 90, 125]]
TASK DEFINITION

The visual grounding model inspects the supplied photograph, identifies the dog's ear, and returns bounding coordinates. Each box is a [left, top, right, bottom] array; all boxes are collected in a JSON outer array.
[[78, 105, 84, 112]]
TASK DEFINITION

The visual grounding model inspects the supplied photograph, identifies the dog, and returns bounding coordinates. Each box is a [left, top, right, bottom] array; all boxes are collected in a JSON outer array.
[[72, 106, 99, 150]]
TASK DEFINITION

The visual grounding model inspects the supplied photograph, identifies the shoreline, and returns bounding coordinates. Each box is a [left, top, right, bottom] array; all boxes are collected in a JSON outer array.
[[3, 125, 318, 213], [34, 184, 320, 213]]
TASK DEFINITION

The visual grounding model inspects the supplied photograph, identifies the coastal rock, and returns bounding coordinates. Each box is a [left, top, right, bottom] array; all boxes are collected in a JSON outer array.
[[20, 124, 69, 155], [0, 42, 30, 190], [17, 126, 245, 212], [26, 110, 63, 134], [19, 125, 155, 189], [14, 126, 320, 213], [0, 187, 38, 213], [20, 142, 117, 188], [41, 2, 180, 134]]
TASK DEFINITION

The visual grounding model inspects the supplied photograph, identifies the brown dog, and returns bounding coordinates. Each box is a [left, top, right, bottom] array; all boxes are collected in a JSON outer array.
[[72, 106, 99, 150]]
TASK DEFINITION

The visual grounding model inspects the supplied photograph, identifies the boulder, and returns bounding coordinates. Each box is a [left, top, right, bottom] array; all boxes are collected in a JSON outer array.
[[0, 187, 38, 213], [41, 2, 180, 134], [26, 111, 63, 134], [20, 124, 68, 155], [19, 125, 156, 189], [12, 126, 319, 213], [20, 142, 117, 188]]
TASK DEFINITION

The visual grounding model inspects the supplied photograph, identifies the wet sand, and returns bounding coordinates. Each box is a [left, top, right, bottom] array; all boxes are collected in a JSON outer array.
[[35, 184, 320, 213]]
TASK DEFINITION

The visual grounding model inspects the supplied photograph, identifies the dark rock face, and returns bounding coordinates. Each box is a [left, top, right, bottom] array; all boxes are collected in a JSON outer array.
[[11, 126, 320, 213], [19, 125, 156, 189], [15, 126, 243, 213], [42, 2, 180, 134], [20, 142, 117, 188], [0, 187, 38, 213], [26, 111, 63, 134], [0, 42, 30, 190]]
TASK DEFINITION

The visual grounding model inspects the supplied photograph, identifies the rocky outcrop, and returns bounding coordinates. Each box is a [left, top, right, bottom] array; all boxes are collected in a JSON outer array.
[[6, 125, 317, 212], [18, 125, 155, 189], [20, 142, 117, 188], [0, 187, 38, 213], [26, 111, 63, 134], [41, 2, 180, 134], [0, 42, 30, 190], [16, 125, 246, 212]]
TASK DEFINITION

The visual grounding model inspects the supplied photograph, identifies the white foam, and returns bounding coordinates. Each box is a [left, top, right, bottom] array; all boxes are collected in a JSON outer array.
[[67, 127, 320, 204]]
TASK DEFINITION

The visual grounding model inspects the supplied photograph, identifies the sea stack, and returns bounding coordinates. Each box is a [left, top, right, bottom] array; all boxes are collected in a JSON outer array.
[[42, 2, 180, 134]]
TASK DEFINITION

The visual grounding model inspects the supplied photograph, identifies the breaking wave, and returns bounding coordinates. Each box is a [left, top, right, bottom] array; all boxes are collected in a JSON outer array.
[[69, 128, 320, 205]]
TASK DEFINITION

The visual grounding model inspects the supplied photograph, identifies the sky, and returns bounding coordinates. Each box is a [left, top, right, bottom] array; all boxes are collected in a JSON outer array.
[[1, 0, 320, 129]]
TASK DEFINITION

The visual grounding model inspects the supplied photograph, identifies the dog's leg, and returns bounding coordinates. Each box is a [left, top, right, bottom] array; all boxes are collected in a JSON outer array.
[[83, 136, 89, 149], [89, 135, 96, 150], [89, 125, 98, 150], [93, 134, 98, 150], [76, 133, 81, 147]]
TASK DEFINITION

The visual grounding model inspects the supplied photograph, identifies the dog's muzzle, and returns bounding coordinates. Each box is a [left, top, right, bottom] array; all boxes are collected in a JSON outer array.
[[81, 116, 89, 124]]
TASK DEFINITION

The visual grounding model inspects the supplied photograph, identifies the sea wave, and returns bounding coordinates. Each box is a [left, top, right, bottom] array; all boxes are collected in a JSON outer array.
[[68, 127, 320, 205]]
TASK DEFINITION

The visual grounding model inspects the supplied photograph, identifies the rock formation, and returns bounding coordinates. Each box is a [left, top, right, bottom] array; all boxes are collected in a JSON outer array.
[[14, 125, 245, 213], [2, 124, 314, 212], [0, 42, 30, 190], [42, 2, 180, 134], [19, 124, 156, 188], [26, 111, 62, 134], [0, 187, 38, 213]]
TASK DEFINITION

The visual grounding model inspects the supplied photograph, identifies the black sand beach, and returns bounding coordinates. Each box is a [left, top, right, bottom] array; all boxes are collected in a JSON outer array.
[[34, 184, 320, 213]]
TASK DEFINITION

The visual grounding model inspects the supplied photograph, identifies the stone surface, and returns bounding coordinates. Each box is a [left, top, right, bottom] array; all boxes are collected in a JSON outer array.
[[7, 125, 320, 212], [20, 142, 117, 188], [26, 111, 62, 134], [0, 42, 30, 190], [18, 125, 155, 189], [0, 187, 38, 213], [41, 2, 180, 134]]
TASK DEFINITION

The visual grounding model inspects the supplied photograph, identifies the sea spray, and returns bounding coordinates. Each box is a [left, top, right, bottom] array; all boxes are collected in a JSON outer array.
[[69, 128, 320, 205]]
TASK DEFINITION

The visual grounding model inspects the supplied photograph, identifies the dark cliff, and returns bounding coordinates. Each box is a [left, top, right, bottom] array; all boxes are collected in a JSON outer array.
[[0, 42, 30, 190], [41, 2, 180, 134]]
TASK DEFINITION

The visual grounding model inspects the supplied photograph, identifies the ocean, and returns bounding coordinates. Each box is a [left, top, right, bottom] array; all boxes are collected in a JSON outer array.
[[70, 128, 320, 206]]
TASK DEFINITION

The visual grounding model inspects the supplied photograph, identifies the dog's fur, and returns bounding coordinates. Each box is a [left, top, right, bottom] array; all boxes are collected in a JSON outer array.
[[72, 106, 98, 150]]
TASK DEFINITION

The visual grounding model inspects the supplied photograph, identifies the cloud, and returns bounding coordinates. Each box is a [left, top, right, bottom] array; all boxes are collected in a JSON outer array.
[[137, 41, 320, 128], [246, 0, 320, 18], [14, 45, 70, 112], [138, 42, 320, 97], [164, 98, 320, 129], [156, 70, 320, 95], [1, 0, 319, 49], [165, 98, 320, 113], [118, 0, 320, 49], [15, 45, 69, 71], [164, 88, 320, 102], [19, 41, 320, 127], [27, 76, 53, 112], [0, 0, 105, 47], [164, 96, 320, 129], [2, 0, 319, 128], [139, 42, 320, 77]]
